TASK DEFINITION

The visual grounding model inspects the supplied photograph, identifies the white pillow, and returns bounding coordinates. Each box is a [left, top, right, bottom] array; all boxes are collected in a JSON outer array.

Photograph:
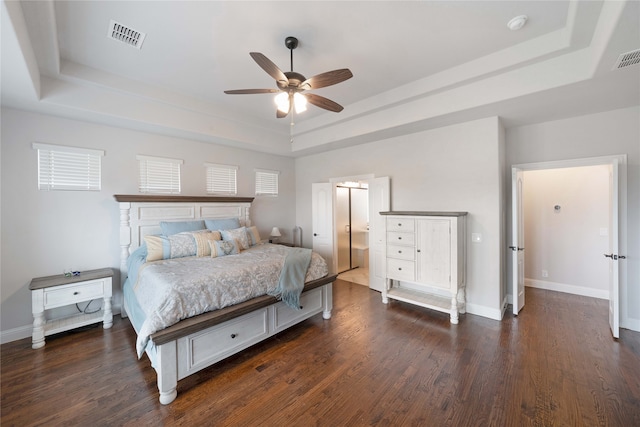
[[220, 227, 250, 250]]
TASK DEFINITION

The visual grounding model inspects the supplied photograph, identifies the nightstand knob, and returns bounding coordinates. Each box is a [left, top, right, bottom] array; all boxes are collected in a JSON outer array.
[[73, 291, 79, 295], [230, 333, 237, 339]]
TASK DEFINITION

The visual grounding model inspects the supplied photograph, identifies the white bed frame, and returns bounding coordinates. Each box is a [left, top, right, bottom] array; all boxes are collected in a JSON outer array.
[[115, 195, 334, 404]]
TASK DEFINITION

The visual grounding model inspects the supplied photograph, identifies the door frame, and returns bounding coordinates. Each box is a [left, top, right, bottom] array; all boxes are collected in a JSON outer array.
[[509, 154, 627, 334]]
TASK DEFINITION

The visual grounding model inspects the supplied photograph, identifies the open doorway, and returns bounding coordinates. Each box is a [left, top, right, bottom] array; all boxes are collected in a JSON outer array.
[[511, 155, 627, 338], [336, 182, 370, 287]]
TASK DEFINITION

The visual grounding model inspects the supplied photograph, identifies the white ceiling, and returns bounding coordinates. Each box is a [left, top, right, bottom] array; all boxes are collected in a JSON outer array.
[[2, 0, 639, 157]]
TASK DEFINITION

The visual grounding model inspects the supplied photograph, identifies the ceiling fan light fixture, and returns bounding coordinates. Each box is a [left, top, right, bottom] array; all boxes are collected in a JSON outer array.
[[274, 92, 289, 113], [275, 92, 308, 114], [293, 92, 307, 113]]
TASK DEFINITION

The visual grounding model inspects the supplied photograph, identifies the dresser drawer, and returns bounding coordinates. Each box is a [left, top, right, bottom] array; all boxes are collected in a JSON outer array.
[[387, 244, 415, 260], [44, 279, 106, 309], [387, 259, 415, 282], [387, 217, 415, 232], [274, 287, 323, 331], [387, 231, 415, 246]]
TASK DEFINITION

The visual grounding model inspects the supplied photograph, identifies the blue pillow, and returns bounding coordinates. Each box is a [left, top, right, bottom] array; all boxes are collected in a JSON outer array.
[[160, 220, 206, 236], [205, 217, 241, 231]]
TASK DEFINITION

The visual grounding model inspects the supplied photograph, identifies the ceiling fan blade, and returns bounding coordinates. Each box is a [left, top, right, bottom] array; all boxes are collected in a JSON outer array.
[[249, 52, 288, 86], [300, 69, 353, 90], [224, 89, 280, 94], [304, 93, 344, 112], [276, 93, 293, 118]]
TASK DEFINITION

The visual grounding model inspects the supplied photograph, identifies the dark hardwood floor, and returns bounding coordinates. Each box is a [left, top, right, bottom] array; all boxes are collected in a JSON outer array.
[[2, 280, 639, 426]]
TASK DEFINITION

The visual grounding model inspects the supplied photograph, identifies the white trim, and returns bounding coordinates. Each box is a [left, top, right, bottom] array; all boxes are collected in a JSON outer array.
[[0, 324, 32, 344], [136, 154, 183, 164], [513, 154, 627, 171], [466, 302, 503, 321], [525, 278, 609, 300], [205, 163, 238, 170], [32, 142, 105, 157], [621, 318, 640, 332]]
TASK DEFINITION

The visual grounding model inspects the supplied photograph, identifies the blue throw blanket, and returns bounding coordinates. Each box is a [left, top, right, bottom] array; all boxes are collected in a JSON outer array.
[[269, 247, 312, 309]]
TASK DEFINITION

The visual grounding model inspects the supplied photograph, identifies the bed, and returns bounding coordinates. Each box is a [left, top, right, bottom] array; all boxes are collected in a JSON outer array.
[[115, 195, 336, 404]]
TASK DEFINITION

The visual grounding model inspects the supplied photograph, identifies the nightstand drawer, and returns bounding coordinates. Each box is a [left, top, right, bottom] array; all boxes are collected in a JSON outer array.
[[387, 244, 415, 260], [387, 259, 415, 282], [44, 280, 106, 309]]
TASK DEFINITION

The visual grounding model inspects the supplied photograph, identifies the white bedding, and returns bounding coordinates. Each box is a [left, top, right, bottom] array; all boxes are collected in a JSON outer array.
[[132, 244, 328, 357]]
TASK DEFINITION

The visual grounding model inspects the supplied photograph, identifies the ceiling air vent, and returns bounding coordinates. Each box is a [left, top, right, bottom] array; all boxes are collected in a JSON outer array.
[[613, 49, 640, 70], [107, 20, 146, 49]]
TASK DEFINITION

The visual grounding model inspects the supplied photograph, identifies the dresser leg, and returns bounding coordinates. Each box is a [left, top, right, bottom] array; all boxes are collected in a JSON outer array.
[[450, 296, 459, 324], [457, 288, 466, 314], [32, 311, 46, 349], [103, 296, 113, 329]]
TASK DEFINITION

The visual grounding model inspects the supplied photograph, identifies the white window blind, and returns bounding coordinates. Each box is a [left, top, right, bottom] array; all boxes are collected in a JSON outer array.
[[255, 169, 279, 196], [205, 163, 237, 195], [137, 155, 182, 194], [33, 143, 104, 191]]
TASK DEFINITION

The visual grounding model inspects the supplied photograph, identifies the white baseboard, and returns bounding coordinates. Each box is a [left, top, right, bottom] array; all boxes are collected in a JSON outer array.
[[621, 317, 640, 333], [0, 324, 32, 345], [525, 278, 609, 300], [1, 307, 122, 345], [466, 302, 503, 321]]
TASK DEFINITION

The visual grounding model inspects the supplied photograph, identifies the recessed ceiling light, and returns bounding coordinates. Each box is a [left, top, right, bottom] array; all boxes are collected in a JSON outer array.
[[507, 15, 528, 31]]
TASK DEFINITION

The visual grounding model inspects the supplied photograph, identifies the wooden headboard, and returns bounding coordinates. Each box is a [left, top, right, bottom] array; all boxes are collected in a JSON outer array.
[[114, 195, 254, 282]]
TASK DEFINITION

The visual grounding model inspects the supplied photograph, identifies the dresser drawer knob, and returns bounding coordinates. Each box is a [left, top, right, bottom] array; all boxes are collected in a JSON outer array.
[[398, 250, 402, 254], [73, 291, 79, 295], [398, 237, 402, 240], [398, 267, 402, 271], [230, 333, 237, 339], [398, 223, 402, 226]]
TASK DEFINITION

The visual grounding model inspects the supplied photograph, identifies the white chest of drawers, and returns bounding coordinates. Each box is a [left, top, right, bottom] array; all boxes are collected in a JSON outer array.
[[381, 212, 467, 324], [29, 268, 114, 349]]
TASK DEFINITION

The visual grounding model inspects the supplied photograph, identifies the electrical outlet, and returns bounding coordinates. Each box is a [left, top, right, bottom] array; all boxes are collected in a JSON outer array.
[[542, 270, 548, 278]]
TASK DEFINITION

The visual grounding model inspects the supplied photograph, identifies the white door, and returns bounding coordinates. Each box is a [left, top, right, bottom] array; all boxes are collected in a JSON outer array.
[[511, 168, 525, 315], [368, 177, 390, 292], [312, 183, 334, 270], [607, 160, 620, 338]]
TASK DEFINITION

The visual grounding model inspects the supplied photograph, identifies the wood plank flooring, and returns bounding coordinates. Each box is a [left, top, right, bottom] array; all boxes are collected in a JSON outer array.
[[2, 280, 639, 426]]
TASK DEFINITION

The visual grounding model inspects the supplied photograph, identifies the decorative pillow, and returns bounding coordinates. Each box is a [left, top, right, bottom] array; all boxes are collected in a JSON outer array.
[[246, 226, 262, 246], [190, 230, 222, 257], [160, 220, 206, 236], [205, 217, 241, 231], [221, 227, 250, 250], [144, 232, 197, 262], [209, 239, 240, 258]]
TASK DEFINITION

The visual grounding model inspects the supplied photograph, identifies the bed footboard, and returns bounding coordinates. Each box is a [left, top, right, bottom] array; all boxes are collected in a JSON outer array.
[[152, 277, 335, 404]]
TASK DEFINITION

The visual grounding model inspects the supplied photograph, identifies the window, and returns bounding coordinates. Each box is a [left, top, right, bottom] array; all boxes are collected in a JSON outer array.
[[205, 163, 237, 195], [255, 169, 279, 196], [33, 143, 104, 191], [137, 155, 182, 194]]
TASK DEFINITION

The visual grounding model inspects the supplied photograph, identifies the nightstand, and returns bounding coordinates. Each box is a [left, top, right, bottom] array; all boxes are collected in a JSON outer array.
[[29, 268, 114, 349]]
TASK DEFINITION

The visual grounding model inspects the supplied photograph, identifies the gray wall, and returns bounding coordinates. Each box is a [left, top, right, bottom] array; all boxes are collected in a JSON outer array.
[[506, 106, 639, 329], [295, 117, 505, 319], [1, 108, 296, 341], [523, 166, 610, 298]]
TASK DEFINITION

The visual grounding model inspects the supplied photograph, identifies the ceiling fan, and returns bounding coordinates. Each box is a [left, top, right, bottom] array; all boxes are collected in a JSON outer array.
[[224, 36, 353, 118]]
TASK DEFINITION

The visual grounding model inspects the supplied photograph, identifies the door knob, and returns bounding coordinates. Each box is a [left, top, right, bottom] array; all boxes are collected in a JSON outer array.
[[313, 233, 318, 236], [604, 253, 614, 259]]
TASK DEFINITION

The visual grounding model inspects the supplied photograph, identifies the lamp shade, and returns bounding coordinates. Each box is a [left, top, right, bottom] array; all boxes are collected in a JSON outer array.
[[270, 227, 281, 237]]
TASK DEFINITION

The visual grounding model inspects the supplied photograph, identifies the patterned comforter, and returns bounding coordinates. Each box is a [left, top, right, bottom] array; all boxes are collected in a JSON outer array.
[[132, 244, 328, 357]]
